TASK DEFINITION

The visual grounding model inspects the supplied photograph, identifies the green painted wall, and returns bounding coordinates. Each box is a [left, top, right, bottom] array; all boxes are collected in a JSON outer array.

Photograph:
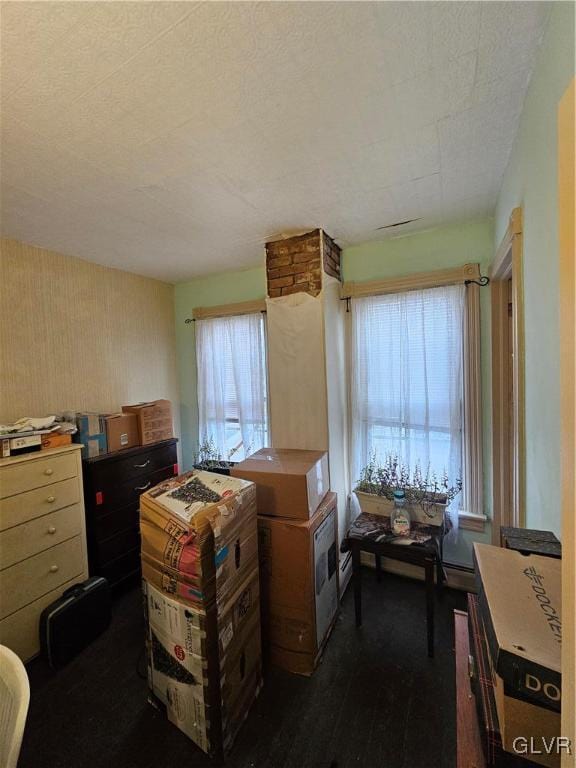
[[495, 1, 575, 536], [174, 266, 266, 469], [175, 218, 494, 565], [343, 218, 495, 565]]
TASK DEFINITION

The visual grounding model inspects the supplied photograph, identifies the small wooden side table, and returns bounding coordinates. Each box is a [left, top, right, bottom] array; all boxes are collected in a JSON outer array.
[[341, 512, 446, 658]]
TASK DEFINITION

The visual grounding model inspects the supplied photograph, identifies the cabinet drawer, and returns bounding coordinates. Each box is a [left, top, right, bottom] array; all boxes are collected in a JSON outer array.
[[91, 442, 177, 490], [91, 465, 175, 516], [99, 547, 141, 587], [0, 536, 85, 619], [0, 451, 78, 499], [0, 504, 82, 570], [0, 477, 80, 531], [94, 526, 140, 567], [93, 502, 138, 543], [0, 576, 81, 662]]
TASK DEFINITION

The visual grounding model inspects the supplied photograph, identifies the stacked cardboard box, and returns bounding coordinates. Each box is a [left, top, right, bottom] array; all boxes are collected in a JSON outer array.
[[140, 470, 262, 756], [472, 544, 562, 768], [232, 449, 338, 676], [123, 399, 173, 445]]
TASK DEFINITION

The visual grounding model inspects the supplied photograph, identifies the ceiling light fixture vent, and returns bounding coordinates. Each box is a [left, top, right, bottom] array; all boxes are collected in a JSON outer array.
[[375, 218, 422, 231]]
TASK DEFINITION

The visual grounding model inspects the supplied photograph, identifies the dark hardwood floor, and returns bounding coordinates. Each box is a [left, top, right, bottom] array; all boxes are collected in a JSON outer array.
[[20, 569, 466, 768]]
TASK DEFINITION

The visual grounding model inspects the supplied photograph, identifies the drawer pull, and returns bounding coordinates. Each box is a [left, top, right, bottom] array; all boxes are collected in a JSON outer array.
[[49, 565, 59, 573], [44, 468, 54, 476], [47, 526, 57, 535], [134, 460, 150, 469], [46, 495, 56, 503], [135, 481, 151, 492]]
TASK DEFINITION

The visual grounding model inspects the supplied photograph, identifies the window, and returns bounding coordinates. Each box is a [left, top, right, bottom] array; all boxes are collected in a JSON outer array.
[[196, 312, 268, 461], [350, 281, 483, 521]]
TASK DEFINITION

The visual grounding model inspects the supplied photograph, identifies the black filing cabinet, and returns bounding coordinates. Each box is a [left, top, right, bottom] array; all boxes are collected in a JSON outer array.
[[82, 438, 178, 588]]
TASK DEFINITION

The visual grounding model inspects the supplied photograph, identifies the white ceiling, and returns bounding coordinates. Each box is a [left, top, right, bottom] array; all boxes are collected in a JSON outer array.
[[1, 1, 550, 282]]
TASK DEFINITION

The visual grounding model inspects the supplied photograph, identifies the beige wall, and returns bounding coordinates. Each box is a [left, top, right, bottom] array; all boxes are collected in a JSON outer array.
[[0, 239, 179, 431]]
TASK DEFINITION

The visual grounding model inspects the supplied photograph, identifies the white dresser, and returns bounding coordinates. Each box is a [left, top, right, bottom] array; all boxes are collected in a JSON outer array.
[[0, 444, 89, 661]]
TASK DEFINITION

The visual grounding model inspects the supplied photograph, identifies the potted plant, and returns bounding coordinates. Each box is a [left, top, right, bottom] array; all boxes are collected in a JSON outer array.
[[193, 436, 237, 476], [354, 452, 462, 527]]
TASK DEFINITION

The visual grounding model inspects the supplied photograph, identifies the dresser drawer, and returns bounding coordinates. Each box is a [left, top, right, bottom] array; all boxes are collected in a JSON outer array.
[[93, 502, 138, 543], [0, 536, 85, 619], [0, 575, 81, 662], [91, 465, 175, 516], [94, 526, 140, 567], [99, 547, 140, 586], [0, 477, 80, 531], [0, 504, 82, 570], [90, 442, 177, 490], [0, 451, 78, 499]]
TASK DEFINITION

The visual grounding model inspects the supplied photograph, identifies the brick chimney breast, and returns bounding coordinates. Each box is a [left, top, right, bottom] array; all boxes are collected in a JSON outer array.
[[265, 229, 341, 298]]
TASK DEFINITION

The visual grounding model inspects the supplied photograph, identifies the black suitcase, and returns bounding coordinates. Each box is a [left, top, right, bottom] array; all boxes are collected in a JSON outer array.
[[40, 577, 111, 668]]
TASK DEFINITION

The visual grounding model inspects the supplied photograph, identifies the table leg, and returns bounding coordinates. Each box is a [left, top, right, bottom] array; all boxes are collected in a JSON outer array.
[[375, 554, 382, 583], [425, 555, 435, 658], [352, 543, 362, 627], [436, 554, 444, 597]]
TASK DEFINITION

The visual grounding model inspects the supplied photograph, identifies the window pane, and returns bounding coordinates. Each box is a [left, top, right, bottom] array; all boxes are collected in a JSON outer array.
[[196, 313, 268, 461], [350, 285, 465, 507]]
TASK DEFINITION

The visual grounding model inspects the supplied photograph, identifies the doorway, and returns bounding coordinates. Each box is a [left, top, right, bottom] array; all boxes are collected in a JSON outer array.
[[491, 207, 525, 539]]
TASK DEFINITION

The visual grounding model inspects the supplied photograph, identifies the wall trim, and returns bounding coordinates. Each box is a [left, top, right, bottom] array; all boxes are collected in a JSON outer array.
[[356, 552, 476, 592], [193, 298, 266, 320], [490, 207, 526, 539], [341, 262, 481, 299]]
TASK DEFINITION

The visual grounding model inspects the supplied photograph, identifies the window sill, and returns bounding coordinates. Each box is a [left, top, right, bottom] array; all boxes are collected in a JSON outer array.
[[458, 511, 488, 532]]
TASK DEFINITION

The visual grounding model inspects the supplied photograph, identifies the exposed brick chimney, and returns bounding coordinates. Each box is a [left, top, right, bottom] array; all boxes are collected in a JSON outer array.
[[265, 229, 341, 298]]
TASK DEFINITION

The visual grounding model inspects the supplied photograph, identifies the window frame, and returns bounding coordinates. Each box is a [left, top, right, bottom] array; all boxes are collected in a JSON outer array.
[[342, 263, 486, 530], [193, 299, 269, 461]]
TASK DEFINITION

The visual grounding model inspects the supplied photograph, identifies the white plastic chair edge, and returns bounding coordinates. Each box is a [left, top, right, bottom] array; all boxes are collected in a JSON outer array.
[[0, 644, 30, 768]]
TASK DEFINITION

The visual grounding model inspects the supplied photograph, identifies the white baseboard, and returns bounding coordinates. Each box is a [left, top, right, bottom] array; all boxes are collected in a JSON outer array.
[[357, 551, 476, 593]]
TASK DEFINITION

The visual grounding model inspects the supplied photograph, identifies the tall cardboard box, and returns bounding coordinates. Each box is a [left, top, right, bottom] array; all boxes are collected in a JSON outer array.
[[140, 470, 262, 756], [473, 544, 561, 768], [122, 399, 173, 446], [232, 448, 329, 520], [258, 491, 338, 675]]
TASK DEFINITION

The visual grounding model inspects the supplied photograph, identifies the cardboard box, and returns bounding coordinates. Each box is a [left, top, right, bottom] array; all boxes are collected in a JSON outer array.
[[258, 491, 339, 675], [467, 594, 540, 768], [473, 544, 561, 712], [122, 399, 173, 446], [40, 433, 72, 450], [144, 574, 262, 757], [104, 412, 139, 452], [73, 413, 107, 458], [140, 470, 257, 609], [232, 448, 329, 520]]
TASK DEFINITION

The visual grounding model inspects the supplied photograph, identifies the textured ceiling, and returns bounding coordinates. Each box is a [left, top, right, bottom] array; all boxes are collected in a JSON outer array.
[[1, 1, 550, 282]]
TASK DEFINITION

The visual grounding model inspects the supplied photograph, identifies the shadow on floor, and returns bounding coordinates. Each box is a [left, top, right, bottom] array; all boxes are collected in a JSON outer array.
[[20, 568, 466, 768]]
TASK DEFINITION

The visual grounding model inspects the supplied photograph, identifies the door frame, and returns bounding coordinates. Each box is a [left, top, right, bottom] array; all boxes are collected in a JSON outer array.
[[558, 77, 575, 766], [490, 207, 525, 541]]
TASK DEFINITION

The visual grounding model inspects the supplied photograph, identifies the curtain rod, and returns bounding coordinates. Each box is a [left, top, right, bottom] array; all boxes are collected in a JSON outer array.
[[185, 310, 267, 324], [339, 275, 490, 312]]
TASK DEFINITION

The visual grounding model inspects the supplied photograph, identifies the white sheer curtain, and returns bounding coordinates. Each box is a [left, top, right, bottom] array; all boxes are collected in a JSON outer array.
[[350, 284, 465, 523], [196, 312, 268, 461]]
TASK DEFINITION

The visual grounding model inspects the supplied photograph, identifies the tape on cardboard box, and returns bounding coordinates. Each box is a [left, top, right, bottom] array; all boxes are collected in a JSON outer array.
[[143, 570, 260, 665]]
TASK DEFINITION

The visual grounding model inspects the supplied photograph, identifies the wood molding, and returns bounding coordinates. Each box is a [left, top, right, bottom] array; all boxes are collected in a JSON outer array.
[[462, 282, 484, 518], [193, 299, 266, 321], [359, 552, 476, 592], [491, 207, 525, 542], [341, 263, 481, 299], [459, 512, 488, 533], [558, 77, 575, 767]]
